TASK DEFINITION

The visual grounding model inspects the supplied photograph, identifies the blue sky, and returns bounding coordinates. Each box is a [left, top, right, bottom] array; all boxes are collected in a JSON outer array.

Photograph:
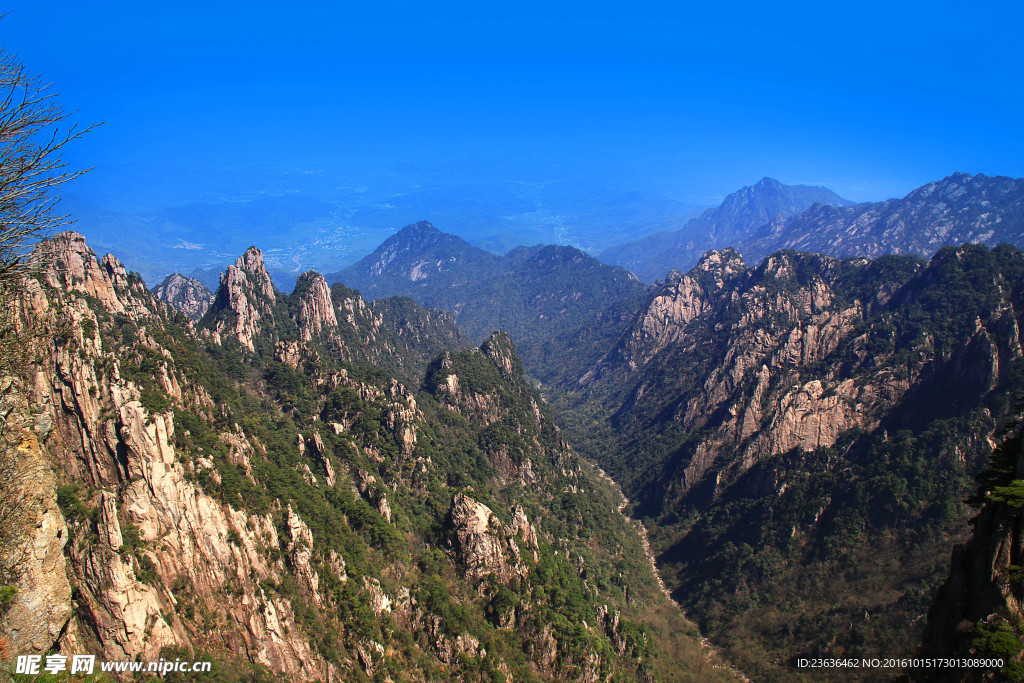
[[3, 0, 1022, 208]]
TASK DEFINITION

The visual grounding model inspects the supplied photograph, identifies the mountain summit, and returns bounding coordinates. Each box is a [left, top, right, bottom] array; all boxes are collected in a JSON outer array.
[[330, 220, 501, 296], [753, 172, 1024, 259], [328, 221, 647, 383], [603, 173, 1024, 283], [600, 178, 853, 281]]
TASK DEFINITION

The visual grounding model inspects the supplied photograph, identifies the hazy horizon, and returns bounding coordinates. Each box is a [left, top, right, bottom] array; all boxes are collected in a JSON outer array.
[[3, 1, 1022, 286]]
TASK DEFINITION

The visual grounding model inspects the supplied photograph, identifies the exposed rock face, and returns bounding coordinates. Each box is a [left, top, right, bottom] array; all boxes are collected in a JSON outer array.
[[583, 250, 904, 500], [207, 246, 277, 351], [567, 243, 1024, 675], [510, 504, 540, 560], [923, 427, 1024, 679], [600, 249, 747, 373], [153, 273, 215, 321], [586, 247, 1024, 506], [291, 272, 338, 341], [449, 493, 528, 584], [6, 232, 722, 682], [16, 236, 329, 678], [42, 232, 157, 320], [0, 377, 72, 657]]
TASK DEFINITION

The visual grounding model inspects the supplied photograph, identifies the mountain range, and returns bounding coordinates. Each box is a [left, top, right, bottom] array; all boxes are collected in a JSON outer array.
[[63, 178, 711, 291], [9, 169, 1024, 681], [559, 244, 1024, 677], [2, 232, 728, 681], [599, 177, 855, 281], [325, 221, 649, 382], [601, 173, 1024, 283]]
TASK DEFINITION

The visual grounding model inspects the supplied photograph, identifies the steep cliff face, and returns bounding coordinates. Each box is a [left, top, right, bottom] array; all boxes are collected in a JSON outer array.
[[449, 493, 532, 584], [203, 246, 278, 351], [561, 243, 1024, 677], [20, 237, 333, 677], [922, 426, 1024, 681], [0, 232, 728, 681], [290, 271, 338, 341], [152, 273, 215, 322], [0, 377, 71, 658]]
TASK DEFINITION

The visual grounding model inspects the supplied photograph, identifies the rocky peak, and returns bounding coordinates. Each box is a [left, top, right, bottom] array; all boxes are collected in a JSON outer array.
[[399, 220, 441, 240], [206, 246, 279, 351], [233, 246, 277, 305], [610, 250, 746, 367], [754, 176, 783, 190], [481, 332, 519, 379], [449, 493, 528, 584], [41, 232, 153, 319], [153, 273, 215, 322], [707, 178, 852, 241], [693, 248, 746, 280], [292, 272, 338, 341]]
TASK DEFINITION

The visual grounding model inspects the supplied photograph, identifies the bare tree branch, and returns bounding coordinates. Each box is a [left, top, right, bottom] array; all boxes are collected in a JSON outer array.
[[0, 44, 95, 604], [0, 47, 98, 285]]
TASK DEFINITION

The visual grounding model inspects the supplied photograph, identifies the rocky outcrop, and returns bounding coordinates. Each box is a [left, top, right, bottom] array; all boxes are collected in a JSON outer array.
[[207, 246, 277, 351], [449, 493, 528, 584], [922, 427, 1024, 679], [15, 236, 331, 677], [582, 246, 1024, 513], [564, 242, 1024, 677], [42, 232, 159, 320], [0, 377, 72, 657], [153, 273, 215, 321], [5, 232, 724, 682], [595, 250, 746, 375], [291, 272, 338, 341]]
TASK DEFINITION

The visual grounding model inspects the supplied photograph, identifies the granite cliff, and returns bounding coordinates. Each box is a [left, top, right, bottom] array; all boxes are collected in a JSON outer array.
[[0, 232, 729, 681], [556, 243, 1024, 678], [152, 273, 214, 322]]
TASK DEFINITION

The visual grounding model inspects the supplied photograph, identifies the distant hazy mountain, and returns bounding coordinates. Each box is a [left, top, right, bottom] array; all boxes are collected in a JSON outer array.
[[328, 221, 502, 304], [329, 221, 648, 380], [61, 193, 356, 287], [749, 172, 1024, 260], [600, 177, 854, 281], [602, 174, 1024, 284], [63, 178, 710, 289]]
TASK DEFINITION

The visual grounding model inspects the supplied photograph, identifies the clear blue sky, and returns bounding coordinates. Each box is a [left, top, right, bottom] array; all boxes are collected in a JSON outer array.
[[3, 0, 1022, 207]]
